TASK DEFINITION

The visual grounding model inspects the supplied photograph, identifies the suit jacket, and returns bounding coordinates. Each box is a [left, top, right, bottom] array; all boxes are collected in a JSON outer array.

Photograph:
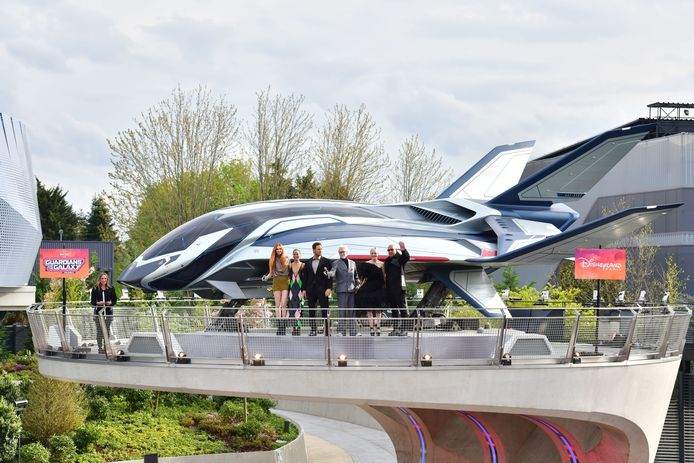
[[331, 258, 358, 293], [303, 256, 333, 294]]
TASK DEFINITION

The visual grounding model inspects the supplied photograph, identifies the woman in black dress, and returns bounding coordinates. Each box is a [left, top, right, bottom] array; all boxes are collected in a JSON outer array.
[[287, 249, 305, 336], [356, 247, 385, 336]]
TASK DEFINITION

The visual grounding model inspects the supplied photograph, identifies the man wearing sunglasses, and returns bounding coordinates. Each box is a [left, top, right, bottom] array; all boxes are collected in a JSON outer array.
[[384, 241, 409, 336]]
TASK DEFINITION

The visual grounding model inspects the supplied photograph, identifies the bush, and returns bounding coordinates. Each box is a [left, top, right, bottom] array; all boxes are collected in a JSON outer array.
[[0, 398, 21, 463], [73, 423, 101, 452], [22, 374, 86, 442], [219, 401, 244, 422], [47, 434, 77, 463], [86, 395, 110, 420], [19, 442, 50, 463], [235, 419, 261, 440], [252, 398, 276, 413], [123, 388, 154, 412], [0, 373, 21, 403], [76, 454, 104, 463]]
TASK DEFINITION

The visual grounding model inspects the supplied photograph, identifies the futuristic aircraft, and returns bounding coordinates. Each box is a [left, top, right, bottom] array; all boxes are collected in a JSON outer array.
[[119, 123, 680, 316]]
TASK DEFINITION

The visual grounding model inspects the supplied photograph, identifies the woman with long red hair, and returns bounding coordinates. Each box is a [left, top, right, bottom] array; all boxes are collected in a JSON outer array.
[[262, 242, 290, 334]]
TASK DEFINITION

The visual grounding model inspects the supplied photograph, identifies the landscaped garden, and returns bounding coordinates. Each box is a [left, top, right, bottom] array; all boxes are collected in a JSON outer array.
[[0, 352, 298, 463]]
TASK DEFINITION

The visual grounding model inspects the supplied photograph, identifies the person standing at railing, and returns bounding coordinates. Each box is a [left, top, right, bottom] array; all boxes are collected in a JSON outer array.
[[356, 247, 386, 336], [303, 242, 333, 336], [384, 241, 409, 336], [91, 272, 117, 353], [287, 249, 305, 336], [262, 243, 290, 335], [327, 245, 359, 336]]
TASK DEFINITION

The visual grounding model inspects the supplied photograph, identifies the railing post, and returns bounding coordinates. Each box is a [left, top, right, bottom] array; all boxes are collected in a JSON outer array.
[[97, 313, 113, 360], [414, 313, 421, 367], [658, 309, 676, 358], [54, 312, 71, 354], [27, 311, 42, 353], [565, 310, 580, 362], [494, 315, 508, 365], [238, 316, 248, 365], [326, 313, 332, 367], [618, 311, 639, 361], [150, 305, 160, 333], [160, 311, 174, 362]]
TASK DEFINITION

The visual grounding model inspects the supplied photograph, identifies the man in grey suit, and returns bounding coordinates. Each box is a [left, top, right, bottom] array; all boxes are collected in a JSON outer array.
[[328, 245, 359, 336]]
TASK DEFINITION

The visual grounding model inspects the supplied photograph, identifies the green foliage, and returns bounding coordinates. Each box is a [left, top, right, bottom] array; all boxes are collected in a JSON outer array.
[[0, 373, 21, 403], [219, 401, 245, 422], [19, 442, 50, 463], [496, 267, 520, 291], [73, 423, 102, 452], [0, 398, 21, 463], [92, 411, 228, 461], [42, 278, 89, 304], [85, 195, 117, 242], [86, 395, 109, 420], [123, 388, 154, 412], [75, 454, 104, 463], [22, 374, 86, 442], [659, 254, 689, 304], [36, 179, 85, 240], [47, 434, 77, 463], [235, 419, 261, 440]]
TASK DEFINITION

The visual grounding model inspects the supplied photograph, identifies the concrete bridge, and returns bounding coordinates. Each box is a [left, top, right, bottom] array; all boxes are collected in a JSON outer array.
[[28, 304, 691, 463]]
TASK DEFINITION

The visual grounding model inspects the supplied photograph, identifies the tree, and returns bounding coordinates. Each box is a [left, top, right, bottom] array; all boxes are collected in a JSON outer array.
[[658, 254, 689, 304], [0, 398, 21, 463], [390, 134, 453, 202], [84, 195, 117, 242], [108, 85, 241, 233], [314, 104, 389, 202], [22, 374, 85, 442], [36, 179, 84, 240], [289, 168, 320, 199], [246, 88, 313, 200]]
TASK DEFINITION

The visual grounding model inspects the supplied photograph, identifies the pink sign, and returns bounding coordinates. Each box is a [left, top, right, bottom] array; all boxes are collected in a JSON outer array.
[[574, 248, 626, 280]]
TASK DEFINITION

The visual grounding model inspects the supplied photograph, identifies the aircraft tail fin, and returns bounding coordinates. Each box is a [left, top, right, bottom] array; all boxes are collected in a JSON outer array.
[[436, 141, 534, 201], [487, 124, 654, 207]]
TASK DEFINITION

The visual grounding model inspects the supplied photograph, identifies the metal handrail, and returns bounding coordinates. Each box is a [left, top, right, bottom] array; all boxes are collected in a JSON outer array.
[[25, 304, 691, 368]]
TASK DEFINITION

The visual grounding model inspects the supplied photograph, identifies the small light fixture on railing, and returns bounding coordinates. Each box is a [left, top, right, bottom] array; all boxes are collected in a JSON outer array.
[[115, 349, 130, 362], [421, 353, 433, 367], [252, 353, 265, 366], [501, 352, 512, 366], [337, 353, 348, 367], [176, 351, 191, 364], [572, 351, 582, 364]]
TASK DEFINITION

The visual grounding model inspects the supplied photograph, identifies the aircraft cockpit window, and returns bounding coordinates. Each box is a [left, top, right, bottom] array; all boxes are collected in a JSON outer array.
[[143, 214, 226, 260]]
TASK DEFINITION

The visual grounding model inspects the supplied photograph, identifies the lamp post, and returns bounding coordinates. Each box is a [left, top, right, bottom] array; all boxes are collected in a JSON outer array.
[[14, 399, 27, 463]]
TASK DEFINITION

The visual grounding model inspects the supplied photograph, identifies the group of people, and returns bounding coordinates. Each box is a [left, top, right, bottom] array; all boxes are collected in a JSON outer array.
[[262, 241, 411, 336]]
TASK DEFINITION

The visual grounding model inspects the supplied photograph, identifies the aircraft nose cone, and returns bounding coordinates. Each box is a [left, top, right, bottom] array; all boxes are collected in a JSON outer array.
[[117, 260, 162, 289]]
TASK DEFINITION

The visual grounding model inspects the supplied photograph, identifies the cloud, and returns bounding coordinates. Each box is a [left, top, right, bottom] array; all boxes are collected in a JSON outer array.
[[1, 0, 694, 214]]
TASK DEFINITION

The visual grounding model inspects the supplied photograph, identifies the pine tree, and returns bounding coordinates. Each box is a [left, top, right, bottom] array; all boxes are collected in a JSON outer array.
[[21, 374, 85, 442], [36, 179, 84, 240], [85, 195, 117, 242]]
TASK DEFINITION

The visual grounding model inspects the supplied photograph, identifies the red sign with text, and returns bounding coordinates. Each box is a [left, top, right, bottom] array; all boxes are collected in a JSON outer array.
[[574, 248, 626, 280], [39, 249, 90, 279]]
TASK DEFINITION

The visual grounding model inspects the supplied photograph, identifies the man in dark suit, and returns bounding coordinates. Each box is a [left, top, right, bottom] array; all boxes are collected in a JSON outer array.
[[303, 242, 333, 336], [384, 241, 410, 335]]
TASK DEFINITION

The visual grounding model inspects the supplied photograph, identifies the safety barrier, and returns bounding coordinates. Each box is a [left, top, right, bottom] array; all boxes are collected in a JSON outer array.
[[26, 304, 691, 367]]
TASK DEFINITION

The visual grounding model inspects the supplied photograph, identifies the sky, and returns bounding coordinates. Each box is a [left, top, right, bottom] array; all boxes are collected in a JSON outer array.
[[1, 0, 693, 214]]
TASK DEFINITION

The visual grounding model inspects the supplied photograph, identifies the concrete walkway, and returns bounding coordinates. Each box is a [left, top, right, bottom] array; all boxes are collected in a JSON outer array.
[[274, 409, 396, 463]]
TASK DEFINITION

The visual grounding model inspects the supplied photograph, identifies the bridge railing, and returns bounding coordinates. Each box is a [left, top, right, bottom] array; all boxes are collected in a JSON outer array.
[[26, 305, 691, 368]]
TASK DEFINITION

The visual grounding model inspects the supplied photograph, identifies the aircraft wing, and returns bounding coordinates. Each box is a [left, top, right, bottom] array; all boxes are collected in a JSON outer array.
[[437, 141, 534, 201], [489, 124, 654, 207], [467, 203, 681, 267]]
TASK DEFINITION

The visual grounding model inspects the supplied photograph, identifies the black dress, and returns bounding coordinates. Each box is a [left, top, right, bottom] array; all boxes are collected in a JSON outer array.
[[287, 264, 304, 313], [356, 262, 385, 312]]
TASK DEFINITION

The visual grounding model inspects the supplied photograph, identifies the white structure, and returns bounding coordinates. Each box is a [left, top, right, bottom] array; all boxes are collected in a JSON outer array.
[[0, 113, 41, 310]]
